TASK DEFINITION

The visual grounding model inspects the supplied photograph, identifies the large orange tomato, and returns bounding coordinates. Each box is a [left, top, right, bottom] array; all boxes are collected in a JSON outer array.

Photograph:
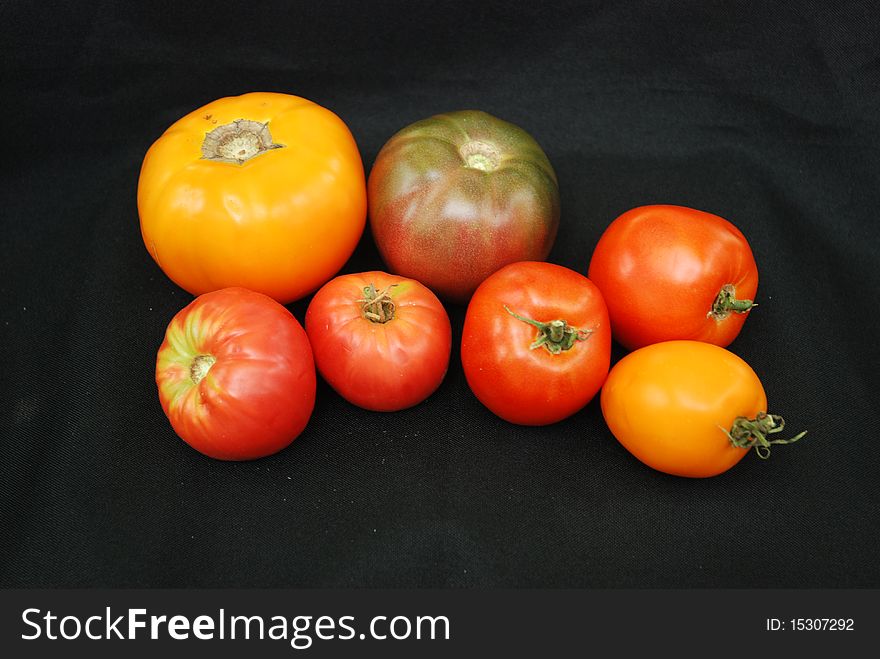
[[138, 92, 367, 303], [601, 341, 805, 478]]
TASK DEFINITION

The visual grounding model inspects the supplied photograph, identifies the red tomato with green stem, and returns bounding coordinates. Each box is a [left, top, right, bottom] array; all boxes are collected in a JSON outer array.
[[155, 287, 316, 460], [461, 261, 611, 425], [588, 205, 758, 350], [305, 271, 451, 412]]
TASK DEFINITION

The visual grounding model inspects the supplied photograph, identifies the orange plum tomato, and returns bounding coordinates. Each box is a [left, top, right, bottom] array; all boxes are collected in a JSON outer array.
[[305, 272, 451, 412], [461, 261, 611, 425], [138, 92, 367, 304], [155, 287, 316, 460], [601, 340, 805, 478], [588, 205, 758, 349]]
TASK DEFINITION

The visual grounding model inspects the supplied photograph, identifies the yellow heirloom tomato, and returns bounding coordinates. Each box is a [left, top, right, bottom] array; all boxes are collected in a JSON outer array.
[[601, 341, 805, 478], [138, 92, 367, 303]]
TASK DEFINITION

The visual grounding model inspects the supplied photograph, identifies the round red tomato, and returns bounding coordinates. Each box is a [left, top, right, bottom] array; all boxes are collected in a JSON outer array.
[[305, 271, 451, 412], [368, 110, 560, 304], [155, 287, 316, 460], [461, 261, 611, 425], [601, 341, 805, 477], [587, 205, 758, 350]]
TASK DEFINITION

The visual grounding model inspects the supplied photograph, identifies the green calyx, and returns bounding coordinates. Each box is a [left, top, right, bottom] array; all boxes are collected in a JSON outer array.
[[710, 284, 755, 321], [503, 305, 593, 354], [359, 283, 398, 323], [722, 412, 807, 459]]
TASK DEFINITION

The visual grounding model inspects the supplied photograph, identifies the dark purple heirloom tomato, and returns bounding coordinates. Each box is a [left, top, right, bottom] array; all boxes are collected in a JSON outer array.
[[367, 110, 560, 304]]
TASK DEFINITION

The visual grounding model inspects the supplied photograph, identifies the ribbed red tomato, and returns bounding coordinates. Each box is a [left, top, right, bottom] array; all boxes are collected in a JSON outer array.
[[588, 205, 758, 350], [305, 271, 451, 412], [155, 287, 316, 460], [461, 261, 611, 425]]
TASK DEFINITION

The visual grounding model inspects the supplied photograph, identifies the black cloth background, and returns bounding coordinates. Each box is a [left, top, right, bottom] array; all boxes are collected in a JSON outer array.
[[2, 0, 878, 588]]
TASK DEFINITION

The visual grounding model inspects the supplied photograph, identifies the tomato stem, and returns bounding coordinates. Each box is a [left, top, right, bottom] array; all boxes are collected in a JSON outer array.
[[190, 354, 216, 385], [503, 305, 593, 354], [359, 283, 398, 323], [722, 412, 807, 459], [709, 284, 755, 321], [201, 119, 284, 165], [459, 140, 501, 171]]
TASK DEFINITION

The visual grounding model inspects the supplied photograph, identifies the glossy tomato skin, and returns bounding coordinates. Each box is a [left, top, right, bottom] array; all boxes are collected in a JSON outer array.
[[155, 287, 316, 460], [305, 271, 451, 412], [368, 110, 560, 304], [138, 92, 367, 304], [588, 205, 758, 350], [461, 261, 611, 426], [601, 341, 766, 478]]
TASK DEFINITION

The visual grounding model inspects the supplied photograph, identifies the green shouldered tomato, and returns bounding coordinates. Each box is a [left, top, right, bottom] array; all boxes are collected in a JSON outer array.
[[368, 110, 560, 304]]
